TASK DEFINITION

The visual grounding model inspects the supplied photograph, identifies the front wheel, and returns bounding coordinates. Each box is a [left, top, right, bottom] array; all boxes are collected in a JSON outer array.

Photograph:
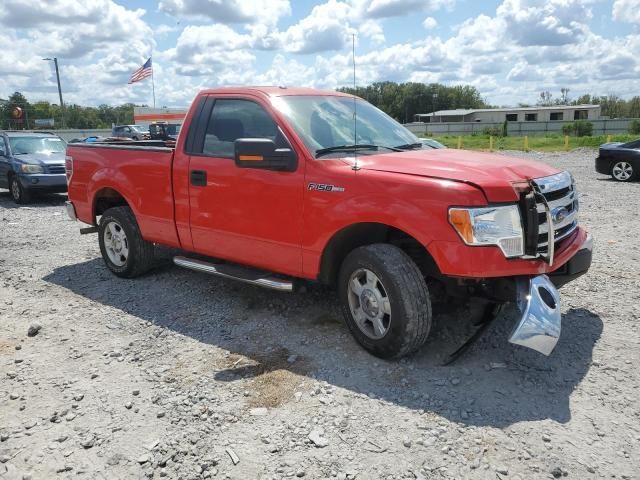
[[10, 175, 31, 204], [611, 161, 635, 182], [98, 206, 155, 278], [338, 244, 432, 359]]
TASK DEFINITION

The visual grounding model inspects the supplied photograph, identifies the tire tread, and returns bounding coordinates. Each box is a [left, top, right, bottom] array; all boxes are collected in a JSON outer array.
[[99, 206, 155, 278], [339, 243, 432, 359]]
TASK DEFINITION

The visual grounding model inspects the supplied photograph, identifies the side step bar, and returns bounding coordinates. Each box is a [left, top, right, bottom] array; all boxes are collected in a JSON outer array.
[[173, 256, 294, 292]]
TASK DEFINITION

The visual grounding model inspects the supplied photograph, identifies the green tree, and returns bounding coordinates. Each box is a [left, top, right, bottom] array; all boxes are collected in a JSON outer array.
[[337, 81, 489, 122], [627, 97, 640, 119]]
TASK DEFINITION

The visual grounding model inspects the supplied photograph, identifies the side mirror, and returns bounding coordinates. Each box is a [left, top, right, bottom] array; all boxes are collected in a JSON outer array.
[[234, 138, 297, 172]]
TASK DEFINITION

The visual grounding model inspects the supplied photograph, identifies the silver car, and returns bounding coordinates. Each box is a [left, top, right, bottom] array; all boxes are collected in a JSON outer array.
[[111, 125, 147, 140]]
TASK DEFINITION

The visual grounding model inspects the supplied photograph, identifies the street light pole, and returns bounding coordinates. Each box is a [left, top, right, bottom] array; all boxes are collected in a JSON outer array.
[[43, 57, 65, 128]]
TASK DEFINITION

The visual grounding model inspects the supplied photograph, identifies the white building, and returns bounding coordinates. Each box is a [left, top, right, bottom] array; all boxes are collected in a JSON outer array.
[[415, 104, 601, 123]]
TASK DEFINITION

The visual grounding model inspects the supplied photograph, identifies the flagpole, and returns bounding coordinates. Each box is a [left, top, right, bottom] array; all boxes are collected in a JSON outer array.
[[151, 55, 156, 108]]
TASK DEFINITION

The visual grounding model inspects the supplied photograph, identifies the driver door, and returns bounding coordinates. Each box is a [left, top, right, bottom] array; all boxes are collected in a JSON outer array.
[[187, 96, 305, 277], [0, 137, 9, 188]]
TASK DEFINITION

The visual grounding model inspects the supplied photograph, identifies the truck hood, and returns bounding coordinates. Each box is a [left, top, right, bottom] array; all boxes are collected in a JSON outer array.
[[350, 149, 561, 202], [13, 152, 65, 165]]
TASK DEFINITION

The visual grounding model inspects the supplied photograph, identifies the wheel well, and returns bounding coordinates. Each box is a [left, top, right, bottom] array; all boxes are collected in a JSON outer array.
[[318, 223, 439, 285], [94, 188, 130, 221]]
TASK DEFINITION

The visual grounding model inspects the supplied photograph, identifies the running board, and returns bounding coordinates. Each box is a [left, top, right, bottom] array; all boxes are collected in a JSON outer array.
[[173, 256, 294, 292]]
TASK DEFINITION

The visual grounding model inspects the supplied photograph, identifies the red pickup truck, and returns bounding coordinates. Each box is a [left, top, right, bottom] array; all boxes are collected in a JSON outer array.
[[65, 87, 592, 359]]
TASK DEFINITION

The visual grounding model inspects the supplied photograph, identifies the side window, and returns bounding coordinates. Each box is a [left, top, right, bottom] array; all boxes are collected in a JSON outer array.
[[0, 138, 6, 156], [202, 99, 283, 158]]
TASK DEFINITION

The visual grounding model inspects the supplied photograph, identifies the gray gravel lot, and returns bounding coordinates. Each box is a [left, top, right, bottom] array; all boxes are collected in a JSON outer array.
[[1, 149, 639, 480]]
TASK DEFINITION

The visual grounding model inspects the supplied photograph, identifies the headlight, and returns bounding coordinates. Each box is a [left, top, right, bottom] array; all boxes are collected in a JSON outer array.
[[20, 164, 44, 174], [449, 205, 524, 258]]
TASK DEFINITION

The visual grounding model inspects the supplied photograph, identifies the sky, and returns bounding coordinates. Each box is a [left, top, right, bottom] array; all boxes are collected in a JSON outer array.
[[1, 0, 639, 109]]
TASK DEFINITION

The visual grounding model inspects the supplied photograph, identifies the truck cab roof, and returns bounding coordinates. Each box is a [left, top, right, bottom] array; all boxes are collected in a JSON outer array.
[[198, 86, 356, 98], [1, 130, 58, 137]]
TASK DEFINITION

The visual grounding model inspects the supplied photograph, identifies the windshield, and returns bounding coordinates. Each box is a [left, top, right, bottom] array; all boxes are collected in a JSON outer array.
[[9, 136, 65, 155], [272, 95, 419, 157]]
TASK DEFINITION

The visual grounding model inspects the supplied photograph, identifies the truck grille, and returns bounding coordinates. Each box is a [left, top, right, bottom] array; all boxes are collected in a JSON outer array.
[[531, 171, 579, 257], [47, 164, 66, 174]]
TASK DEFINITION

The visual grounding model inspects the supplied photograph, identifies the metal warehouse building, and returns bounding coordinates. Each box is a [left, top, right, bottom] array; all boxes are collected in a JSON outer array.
[[415, 104, 601, 123]]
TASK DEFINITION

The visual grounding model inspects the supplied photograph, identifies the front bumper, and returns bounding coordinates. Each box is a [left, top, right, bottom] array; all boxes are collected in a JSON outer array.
[[18, 173, 67, 192], [508, 233, 593, 356], [509, 274, 562, 356], [595, 156, 610, 175], [548, 233, 593, 287]]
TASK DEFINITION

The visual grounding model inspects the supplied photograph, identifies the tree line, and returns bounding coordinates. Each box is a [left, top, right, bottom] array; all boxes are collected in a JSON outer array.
[[338, 82, 489, 123], [528, 89, 640, 119], [0, 91, 135, 130], [2, 85, 639, 131]]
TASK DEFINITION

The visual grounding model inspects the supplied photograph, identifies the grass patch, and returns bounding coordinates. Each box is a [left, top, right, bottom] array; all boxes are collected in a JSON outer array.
[[424, 134, 639, 152]]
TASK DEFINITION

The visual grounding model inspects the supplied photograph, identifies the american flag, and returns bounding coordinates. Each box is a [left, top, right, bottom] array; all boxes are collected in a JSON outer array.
[[128, 57, 153, 84]]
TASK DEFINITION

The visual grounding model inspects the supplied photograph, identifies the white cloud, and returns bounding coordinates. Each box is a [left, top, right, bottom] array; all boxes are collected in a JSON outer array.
[[360, 19, 385, 44], [507, 61, 544, 82], [279, 0, 355, 54], [158, 0, 291, 26], [497, 0, 593, 47], [360, 0, 455, 18], [422, 17, 437, 29], [155, 24, 180, 36], [1, 0, 639, 110], [612, 0, 640, 25]]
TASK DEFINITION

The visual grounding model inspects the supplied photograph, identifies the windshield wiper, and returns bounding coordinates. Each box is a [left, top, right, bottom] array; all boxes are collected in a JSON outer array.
[[394, 142, 424, 150], [315, 144, 402, 158]]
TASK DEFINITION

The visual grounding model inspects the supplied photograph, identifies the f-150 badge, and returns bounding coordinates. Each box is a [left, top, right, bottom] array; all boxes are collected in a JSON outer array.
[[308, 183, 345, 192]]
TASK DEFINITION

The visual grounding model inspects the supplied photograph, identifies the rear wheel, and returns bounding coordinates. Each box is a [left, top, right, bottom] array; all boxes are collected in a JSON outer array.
[[338, 244, 432, 359], [98, 206, 155, 278], [611, 161, 635, 182], [9, 175, 31, 204]]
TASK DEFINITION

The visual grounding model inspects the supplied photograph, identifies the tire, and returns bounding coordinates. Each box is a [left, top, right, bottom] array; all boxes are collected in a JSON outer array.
[[338, 244, 432, 359], [98, 206, 155, 278], [9, 175, 31, 204], [611, 161, 636, 182], [132, 136, 139, 141]]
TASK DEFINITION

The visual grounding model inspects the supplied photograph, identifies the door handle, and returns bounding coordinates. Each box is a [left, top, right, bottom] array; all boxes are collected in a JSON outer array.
[[190, 170, 207, 186]]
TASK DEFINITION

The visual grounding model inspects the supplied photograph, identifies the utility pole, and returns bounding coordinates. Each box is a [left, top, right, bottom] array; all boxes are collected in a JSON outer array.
[[43, 57, 65, 128]]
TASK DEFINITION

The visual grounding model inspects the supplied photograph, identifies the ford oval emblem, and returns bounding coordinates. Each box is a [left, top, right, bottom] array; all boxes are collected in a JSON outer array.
[[551, 206, 569, 224]]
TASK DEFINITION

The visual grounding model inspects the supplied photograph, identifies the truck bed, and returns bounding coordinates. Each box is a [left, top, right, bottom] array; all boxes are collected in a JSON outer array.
[[66, 142, 180, 247]]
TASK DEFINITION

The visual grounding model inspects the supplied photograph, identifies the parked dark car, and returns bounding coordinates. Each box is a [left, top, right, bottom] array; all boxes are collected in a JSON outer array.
[[148, 121, 181, 141], [0, 131, 67, 204], [596, 139, 640, 182], [111, 125, 148, 140]]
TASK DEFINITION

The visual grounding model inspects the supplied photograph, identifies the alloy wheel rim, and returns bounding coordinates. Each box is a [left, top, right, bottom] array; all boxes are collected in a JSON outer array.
[[347, 268, 392, 339], [613, 162, 633, 181], [11, 179, 20, 200], [103, 221, 129, 267]]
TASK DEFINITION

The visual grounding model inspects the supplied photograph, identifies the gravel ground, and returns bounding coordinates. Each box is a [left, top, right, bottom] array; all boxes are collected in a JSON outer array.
[[1, 149, 639, 480]]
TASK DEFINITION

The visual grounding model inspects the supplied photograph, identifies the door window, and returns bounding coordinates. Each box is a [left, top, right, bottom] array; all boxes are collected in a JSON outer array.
[[202, 99, 283, 158], [0, 139, 6, 156]]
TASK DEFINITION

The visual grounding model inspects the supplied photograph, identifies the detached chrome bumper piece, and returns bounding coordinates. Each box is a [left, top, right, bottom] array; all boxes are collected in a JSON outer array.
[[65, 201, 77, 221], [509, 274, 562, 356]]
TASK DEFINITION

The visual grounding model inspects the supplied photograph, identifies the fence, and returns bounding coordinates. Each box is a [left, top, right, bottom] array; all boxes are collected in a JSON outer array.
[[404, 119, 637, 136]]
